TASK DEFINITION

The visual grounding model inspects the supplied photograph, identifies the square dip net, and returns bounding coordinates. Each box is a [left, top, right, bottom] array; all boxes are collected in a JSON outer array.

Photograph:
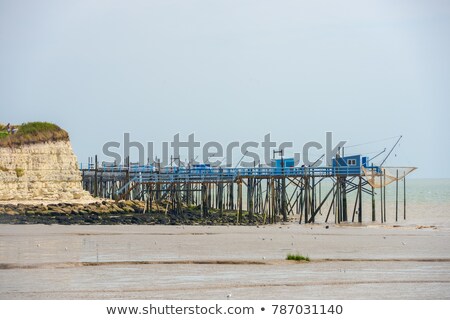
[[362, 166, 417, 188]]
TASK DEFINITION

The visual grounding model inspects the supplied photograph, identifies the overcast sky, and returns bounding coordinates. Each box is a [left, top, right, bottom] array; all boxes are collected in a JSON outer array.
[[1, 0, 449, 178]]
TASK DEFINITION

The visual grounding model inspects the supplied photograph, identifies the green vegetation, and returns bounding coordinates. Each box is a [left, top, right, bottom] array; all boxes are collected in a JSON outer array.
[[0, 122, 69, 147], [286, 253, 310, 262], [0, 123, 8, 139], [15, 168, 25, 178]]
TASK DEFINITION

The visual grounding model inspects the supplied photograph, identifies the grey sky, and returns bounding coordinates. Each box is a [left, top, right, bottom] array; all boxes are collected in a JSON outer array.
[[1, 0, 449, 178]]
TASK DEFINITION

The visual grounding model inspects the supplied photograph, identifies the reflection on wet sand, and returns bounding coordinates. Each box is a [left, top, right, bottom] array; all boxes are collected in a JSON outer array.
[[1, 219, 450, 299]]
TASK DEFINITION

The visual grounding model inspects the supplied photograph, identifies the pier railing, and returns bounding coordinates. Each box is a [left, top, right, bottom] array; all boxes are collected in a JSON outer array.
[[80, 164, 381, 182]]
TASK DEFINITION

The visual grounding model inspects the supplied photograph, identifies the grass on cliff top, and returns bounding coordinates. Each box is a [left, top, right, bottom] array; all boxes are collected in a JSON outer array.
[[0, 122, 69, 147]]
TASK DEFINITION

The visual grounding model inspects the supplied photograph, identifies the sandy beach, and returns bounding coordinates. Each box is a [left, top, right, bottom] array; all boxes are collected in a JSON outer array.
[[1, 221, 449, 299]]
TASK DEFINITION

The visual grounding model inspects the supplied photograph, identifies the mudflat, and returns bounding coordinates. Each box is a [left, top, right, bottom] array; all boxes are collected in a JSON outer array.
[[1, 223, 449, 299]]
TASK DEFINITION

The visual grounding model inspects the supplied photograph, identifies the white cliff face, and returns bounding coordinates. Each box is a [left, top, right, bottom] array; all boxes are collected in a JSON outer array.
[[0, 141, 92, 201]]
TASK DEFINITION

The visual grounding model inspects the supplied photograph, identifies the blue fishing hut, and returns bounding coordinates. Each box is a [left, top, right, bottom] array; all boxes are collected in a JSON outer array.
[[332, 155, 369, 175]]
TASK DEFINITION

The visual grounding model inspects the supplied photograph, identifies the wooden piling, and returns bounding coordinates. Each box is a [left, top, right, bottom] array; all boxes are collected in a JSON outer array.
[[237, 179, 243, 222], [383, 169, 387, 222], [395, 169, 399, 222], [318, 181, 322, 216], [358, 177, 362, 223], [342, 178, 348, 222], [403, 172, 406, 220], [248, 178, 254, 222], [94, 155, 98, 198], [304, 177, 309, 224], [201, 183, 208, 217], [371, 184, 375, 222], [270, 178, 276, 223], [218, 181, 224, 214], [281, 176, 287, 222], [311, 177, 315, 223], [380, 173, 384, 223]]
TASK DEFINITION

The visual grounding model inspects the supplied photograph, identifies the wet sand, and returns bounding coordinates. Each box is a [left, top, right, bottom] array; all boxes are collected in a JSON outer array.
[[1, 223, 450, 299]]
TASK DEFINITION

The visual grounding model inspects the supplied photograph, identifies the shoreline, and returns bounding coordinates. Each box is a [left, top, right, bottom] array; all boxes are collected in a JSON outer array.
[[0, 200, 263, 225], [0, 201, 444, 228]]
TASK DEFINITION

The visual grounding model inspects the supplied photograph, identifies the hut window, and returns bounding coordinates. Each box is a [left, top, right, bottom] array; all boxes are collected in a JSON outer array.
[[347, 159, 357, 166]]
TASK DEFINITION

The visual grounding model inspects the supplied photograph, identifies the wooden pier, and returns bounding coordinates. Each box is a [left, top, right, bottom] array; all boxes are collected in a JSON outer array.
[[81, 156, 415, 224]]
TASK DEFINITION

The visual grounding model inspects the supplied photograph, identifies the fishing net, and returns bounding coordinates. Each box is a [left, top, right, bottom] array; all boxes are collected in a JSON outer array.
[[362, 166, 417, 188]]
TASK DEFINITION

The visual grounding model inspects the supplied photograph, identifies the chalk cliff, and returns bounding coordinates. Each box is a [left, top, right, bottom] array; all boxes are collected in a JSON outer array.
[[0, 140, 92, 201]]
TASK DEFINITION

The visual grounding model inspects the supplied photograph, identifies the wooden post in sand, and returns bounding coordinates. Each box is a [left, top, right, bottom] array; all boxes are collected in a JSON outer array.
[[380, 173, 384, 223], [218, 180, 224, 214], [94, 155, 98, 197], [333, 181, 337, 224], [299, 187, 304, 224], [248, 178, 254, 222], [281, 176, 287, 222], [342, 178, 348, 222], [201, 183, 208, 217], [335, 179, 339, 223], [304, 177, 309, 224], [149, 184, 153, 213], [176, 183, 182, 214], [229, 182, 234, 211], [237, 179, 243, 222], [383, 170, 387, 222], [358, 176, 362, 223], [311, 177, 315, 223], [403, 172, 406, 220], [395, 169, 399, 222], [271, 178, 276, 224], [318, 181, 322, 216], [371, 184, 375, 222]]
